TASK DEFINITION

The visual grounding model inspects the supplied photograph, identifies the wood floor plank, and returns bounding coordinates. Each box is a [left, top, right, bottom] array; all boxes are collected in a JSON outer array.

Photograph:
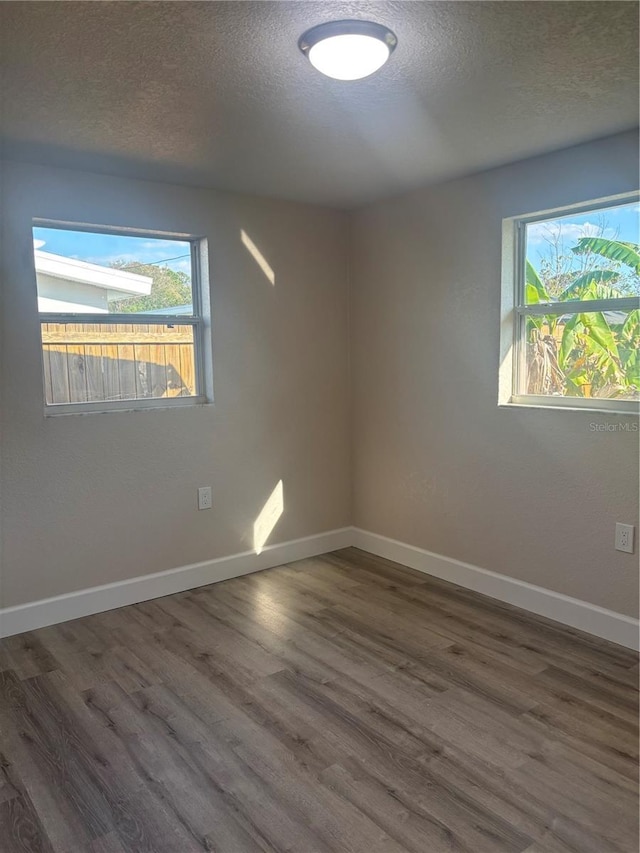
[[212, 714, 411, 853], [91, 833, 128, 853], [0, 672, 109, 852], [0, 548, 637, 852], [531, 663, 639, 724], [0, 752, 22, 806], [0, 793, 56, 853], [0, 634, 60, 681], [325, 548, 432, 587]]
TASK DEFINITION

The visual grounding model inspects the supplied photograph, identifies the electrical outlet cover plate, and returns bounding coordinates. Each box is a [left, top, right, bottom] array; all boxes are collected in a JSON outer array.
[[198, 486, 212, 510], [615, 523, 634, 554]]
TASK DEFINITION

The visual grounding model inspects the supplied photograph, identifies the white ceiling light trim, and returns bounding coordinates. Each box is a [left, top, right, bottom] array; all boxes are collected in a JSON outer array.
[[299, 20, 397, 81]]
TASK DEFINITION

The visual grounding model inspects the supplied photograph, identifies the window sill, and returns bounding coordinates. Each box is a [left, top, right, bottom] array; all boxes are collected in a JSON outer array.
[[44, 397, 212, 417], [499, 397, 640, 417]]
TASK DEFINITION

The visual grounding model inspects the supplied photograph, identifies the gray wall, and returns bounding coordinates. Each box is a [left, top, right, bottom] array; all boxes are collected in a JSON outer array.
[[351, 131, 639, 617], [0, 161, 351, 607], [2, 133, 637, 618]]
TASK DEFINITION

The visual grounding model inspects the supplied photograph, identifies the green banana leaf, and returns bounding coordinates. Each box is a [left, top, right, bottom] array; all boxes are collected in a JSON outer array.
[[622, 308, 640, 340], [580, 311, 619, 361], [558, 314, 581, 373], [525, 260, 550, 304], [558, 270, 620, 301], [620, 310, 640, 387], [571, 237, 640, 274], [559, 311, 620, 377]]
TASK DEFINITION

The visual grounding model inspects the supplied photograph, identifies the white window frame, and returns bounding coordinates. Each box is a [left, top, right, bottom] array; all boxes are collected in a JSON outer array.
[[499, 192, 640, 415], [34, 220, 212, 415]]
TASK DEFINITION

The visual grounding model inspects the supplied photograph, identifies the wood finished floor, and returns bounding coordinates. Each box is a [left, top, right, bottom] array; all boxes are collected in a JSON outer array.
[[0, 548, 638, 853]]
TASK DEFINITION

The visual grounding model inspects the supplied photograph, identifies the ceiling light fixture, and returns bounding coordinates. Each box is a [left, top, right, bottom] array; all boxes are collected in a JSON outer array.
[[299, 20, 397, 81]]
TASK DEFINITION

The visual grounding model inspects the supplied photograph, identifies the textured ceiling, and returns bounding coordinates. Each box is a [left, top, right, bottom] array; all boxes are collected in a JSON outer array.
[[1, 1, 638, 207]]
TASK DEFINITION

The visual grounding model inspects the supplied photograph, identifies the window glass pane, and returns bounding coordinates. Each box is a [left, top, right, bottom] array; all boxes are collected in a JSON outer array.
[[33, 227, 193, 315], [523, 309, 639, 401], [524, 201, 640, 304], [41, 322, 197, 404]]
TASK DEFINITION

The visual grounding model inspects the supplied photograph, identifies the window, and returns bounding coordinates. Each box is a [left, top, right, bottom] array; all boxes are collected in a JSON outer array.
[[33, 223, 211, 414], [500, 194, 640, 413]]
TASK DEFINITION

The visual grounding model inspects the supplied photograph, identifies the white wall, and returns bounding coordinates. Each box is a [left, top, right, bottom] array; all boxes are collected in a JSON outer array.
[[351, 131, 639, 617], [0, 161, 351, 607]]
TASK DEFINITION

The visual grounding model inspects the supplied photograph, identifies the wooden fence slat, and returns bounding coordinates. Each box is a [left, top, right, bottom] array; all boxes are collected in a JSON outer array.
[[48, 347, 71, 403], [85, 344, 105, 403], [149, 343, 168, 397], [133, 344, 152, 399], [117, 345, 137, 400], [103, 346, 121, 402], [42, 348, 53, 405], [179, 344, 195, 395], [67, 345, 88, 403], [164, 346, 181, 396]]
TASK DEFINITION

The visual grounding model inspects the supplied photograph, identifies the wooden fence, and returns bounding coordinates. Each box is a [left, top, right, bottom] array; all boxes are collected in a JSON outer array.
[[41, 323, 196, 404]]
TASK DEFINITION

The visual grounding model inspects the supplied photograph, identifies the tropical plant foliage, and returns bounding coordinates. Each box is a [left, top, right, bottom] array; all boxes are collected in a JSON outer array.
[[525, 238, 640, 400]]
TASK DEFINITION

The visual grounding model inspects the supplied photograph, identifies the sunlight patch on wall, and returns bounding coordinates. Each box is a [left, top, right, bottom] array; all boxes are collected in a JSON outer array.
[[241, 229, 275, 285], [253, 479, 284, 554]]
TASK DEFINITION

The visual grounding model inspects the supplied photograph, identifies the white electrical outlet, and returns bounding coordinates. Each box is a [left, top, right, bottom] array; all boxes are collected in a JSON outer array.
[[615, 523, 634, 554], [197, 486, 212, 510]]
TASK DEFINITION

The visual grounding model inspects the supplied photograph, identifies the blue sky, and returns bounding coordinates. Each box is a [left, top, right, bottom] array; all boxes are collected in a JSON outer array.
[[526, 200, 639, 273], [32, 227, 192, 278], [33, 201, 638, 282]]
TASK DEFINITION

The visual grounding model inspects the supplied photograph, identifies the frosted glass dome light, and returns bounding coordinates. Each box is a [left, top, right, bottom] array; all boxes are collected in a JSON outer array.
[[299, 20, 397, 81]]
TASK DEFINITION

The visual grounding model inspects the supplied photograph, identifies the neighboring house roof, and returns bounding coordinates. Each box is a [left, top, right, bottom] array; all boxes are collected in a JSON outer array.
[[35, 250, 152, 295], [35, 250, 153, 314]]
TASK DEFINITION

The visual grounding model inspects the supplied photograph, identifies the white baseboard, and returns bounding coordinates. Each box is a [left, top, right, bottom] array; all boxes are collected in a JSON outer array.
[[352, 528, 640, 651], [0, 527, 353, 639], [2, 525, 637, 651]]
